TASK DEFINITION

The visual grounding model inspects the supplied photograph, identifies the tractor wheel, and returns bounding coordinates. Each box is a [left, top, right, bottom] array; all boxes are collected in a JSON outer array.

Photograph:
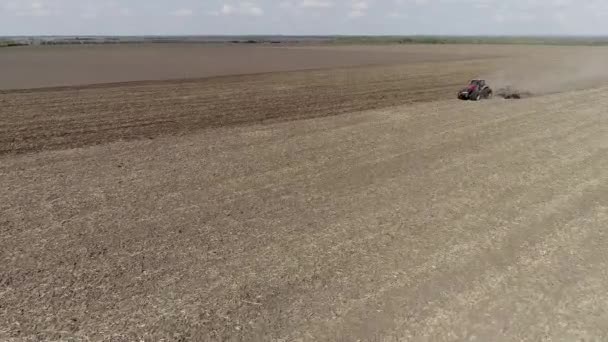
[[471, 93, 481, 101]]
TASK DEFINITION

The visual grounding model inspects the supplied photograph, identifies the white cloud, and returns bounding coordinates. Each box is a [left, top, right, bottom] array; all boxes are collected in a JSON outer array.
[[278, 1, 294, 9], [352, 1, 369, 10], [348, 10, 364, 17], [349, 1, 369, 18], [211, 2, 264, 16], [171, 8, 193, 17], [299, 0, 334, 8], [117, 8, 132, 17], [388, 12, 408, 18], [8, 1, 59, 17], [220, 4, 235, 14]]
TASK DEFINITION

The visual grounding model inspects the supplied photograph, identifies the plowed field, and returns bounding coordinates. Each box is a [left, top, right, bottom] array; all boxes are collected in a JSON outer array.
[[2, 44, 608, 341]]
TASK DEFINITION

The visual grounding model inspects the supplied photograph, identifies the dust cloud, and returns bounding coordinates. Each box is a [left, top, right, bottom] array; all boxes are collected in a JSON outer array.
[[483, 47, 608, 96]]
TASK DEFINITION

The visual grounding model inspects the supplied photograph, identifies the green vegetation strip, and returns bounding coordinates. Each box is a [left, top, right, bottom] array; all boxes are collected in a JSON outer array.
[[3, 36, 608, 47], [332, 36, 608, 46]]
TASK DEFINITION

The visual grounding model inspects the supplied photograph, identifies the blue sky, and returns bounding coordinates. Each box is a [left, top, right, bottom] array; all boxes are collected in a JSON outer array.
[[1, 0, 608, 36]]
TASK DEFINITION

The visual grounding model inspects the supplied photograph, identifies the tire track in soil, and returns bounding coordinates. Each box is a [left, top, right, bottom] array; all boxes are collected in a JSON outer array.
[[0, 60, 488, 155]]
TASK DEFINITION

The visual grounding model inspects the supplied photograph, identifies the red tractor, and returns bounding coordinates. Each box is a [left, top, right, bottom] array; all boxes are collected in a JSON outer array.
[[458, 79, 493, 101]]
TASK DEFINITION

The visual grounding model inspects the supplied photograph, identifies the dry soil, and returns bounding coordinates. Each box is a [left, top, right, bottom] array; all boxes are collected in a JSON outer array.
[[1, 44, 608, 341]]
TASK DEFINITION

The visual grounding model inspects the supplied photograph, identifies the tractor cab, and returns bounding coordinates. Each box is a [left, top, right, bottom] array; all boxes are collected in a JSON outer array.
[[469, 79, 486, 88]]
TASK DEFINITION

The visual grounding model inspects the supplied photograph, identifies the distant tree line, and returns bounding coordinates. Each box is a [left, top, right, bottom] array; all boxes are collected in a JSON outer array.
[[333, 36, 608, 46], [0, 40, 28, 47], [7, 36, 608, 47]]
